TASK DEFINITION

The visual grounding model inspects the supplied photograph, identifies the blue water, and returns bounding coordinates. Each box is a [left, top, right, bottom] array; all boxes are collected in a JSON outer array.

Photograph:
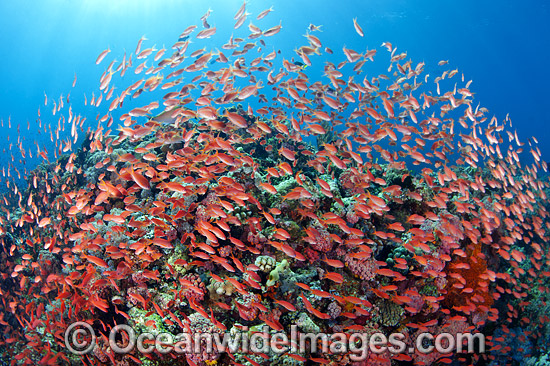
[[0, 0, 548, 185]]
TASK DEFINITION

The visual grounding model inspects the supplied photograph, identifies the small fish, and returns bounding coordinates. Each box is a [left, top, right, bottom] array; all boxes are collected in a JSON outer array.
[[323, 271, 344, 283], [196, 27, 217, 39], [275, 300, 296, 311], [322, 258, 344, 268], [308, 23, 322, 32], [352, 18, 364, 37], [257, 6, 274, 20], [85, 255, 108, 268], [95, 48, 111, 65]]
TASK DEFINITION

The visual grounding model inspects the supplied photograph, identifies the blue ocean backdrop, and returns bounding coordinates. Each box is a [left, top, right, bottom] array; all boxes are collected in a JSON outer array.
[[0, 0, 548, 186]]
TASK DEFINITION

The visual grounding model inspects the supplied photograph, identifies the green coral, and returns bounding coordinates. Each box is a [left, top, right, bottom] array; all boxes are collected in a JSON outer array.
[[128, 306, 170, 336], [419, 281, 439, 297], [266, 259, 289, 287], [296, 312, 320, 333], [373, 300, 404, 327]]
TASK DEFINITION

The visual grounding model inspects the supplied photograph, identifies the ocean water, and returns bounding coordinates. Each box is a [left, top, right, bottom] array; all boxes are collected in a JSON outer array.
[[0, 0, 548, 181], [0, 1, 549, 365]]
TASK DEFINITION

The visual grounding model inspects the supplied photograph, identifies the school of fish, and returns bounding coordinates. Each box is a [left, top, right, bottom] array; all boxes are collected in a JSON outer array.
[[0, 2, 549, 365]]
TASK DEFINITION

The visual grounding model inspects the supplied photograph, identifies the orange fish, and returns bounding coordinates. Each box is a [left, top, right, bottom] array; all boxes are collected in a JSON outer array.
[[323, 271, 343, 284]]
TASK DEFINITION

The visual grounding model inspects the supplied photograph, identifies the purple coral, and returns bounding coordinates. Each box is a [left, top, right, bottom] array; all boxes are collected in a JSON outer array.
[[183, 312, 223, 365], [181, 273, 206, 302], [344, 255, 379, 281]]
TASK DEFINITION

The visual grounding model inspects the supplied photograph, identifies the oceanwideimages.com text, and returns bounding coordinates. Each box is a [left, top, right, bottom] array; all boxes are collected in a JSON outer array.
[[65, 322, 485, 361]]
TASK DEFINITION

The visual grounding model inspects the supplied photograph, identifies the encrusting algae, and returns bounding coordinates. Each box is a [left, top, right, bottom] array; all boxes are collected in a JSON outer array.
[[0, 2, 549, 366]]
